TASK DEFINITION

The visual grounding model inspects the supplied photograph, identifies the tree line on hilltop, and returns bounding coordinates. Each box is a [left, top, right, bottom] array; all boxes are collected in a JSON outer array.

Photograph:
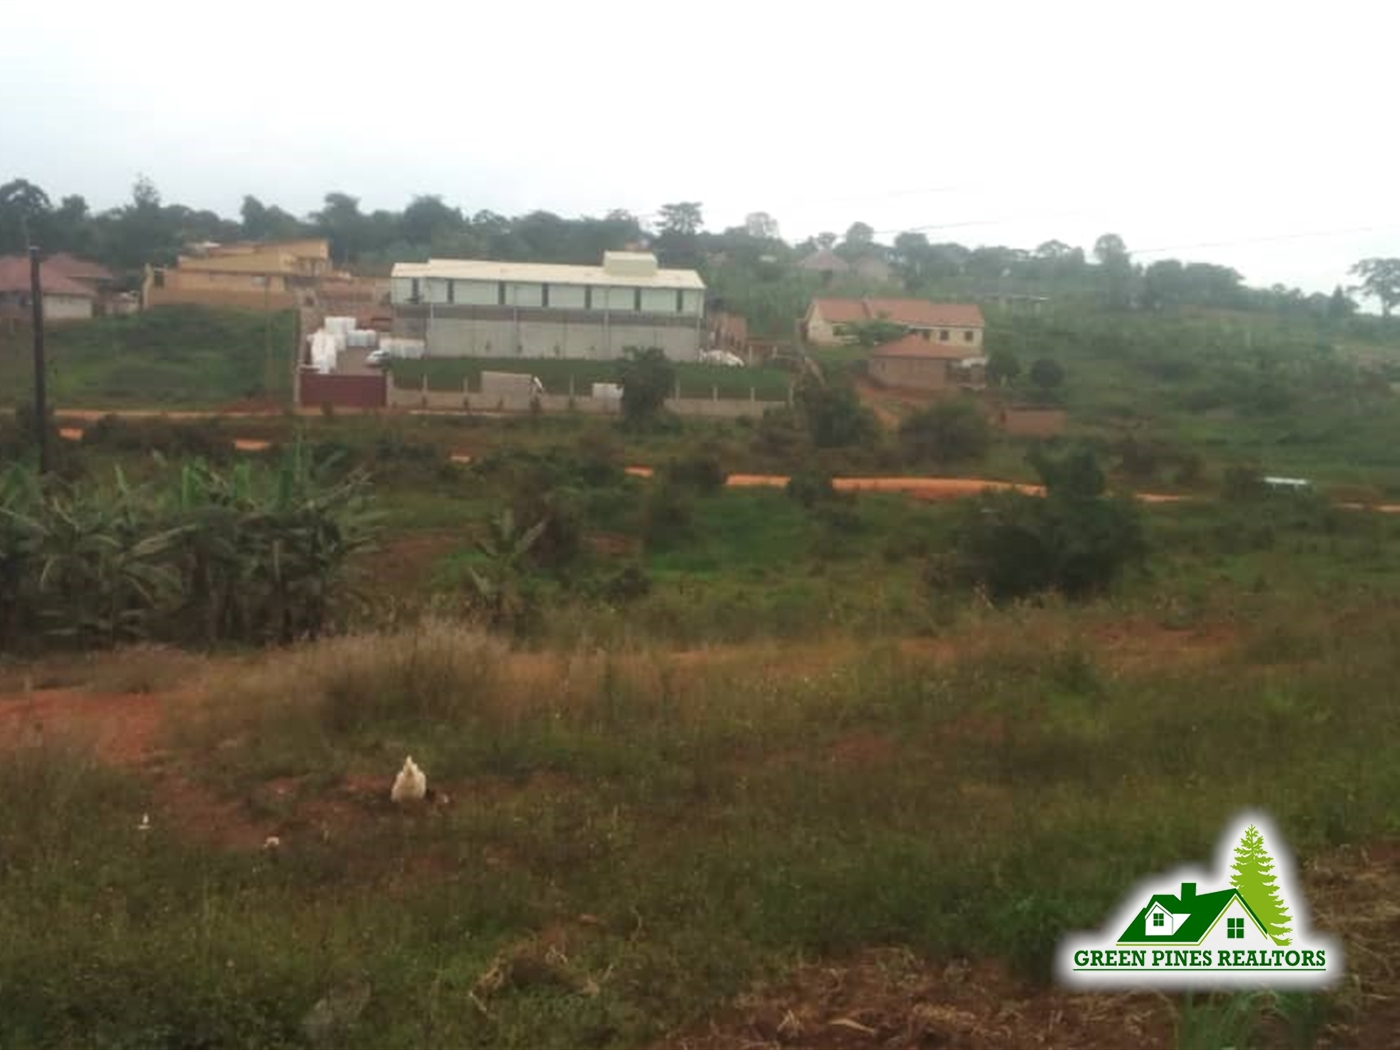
[[2, 176, 1397, 325]]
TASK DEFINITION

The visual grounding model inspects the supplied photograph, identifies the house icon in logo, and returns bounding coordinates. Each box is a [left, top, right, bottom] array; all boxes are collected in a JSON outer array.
[[1117, 882, 1272, 950]]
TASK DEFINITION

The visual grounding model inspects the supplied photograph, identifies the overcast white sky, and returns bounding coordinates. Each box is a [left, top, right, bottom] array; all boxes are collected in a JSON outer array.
[[2, 0, 1396, 294]]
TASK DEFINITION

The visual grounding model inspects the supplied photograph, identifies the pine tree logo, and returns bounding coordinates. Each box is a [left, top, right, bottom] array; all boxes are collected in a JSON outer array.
[[1230, 823, 1292, 946]]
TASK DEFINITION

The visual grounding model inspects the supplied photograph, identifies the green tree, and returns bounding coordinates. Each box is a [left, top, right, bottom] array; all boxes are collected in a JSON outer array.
[[617, 347, 675, 428], [898, 398, 991, 465], [0, 178, 53, 251], [656, 202, 704, 266], [1029, 358, 1065, 393], [401, 194, 464, 246], [1327, 285, 1357, 319], [836, 318, 908, 348], [314, 192, 368, 263], [844, 221, 874, 247], [986, 348, 1021, 387], [793, 375, 878, 448], [1350, 258, 1400, 317], [743, 211, 780, 240], [815, 231, 838, 250], [836, 221, 876, 262], [658, 202, 704, 237], [1230, 823, 1293, 946], [1094, 232, 1134, 309], [946, 448, 1143, 601]]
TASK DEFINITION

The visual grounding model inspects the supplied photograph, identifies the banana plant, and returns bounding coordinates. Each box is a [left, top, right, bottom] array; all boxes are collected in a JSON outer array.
[[467, 509, 547, 631]]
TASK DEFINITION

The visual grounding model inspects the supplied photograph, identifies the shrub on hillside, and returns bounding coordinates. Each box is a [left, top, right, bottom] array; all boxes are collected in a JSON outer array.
[[946, 448, 1145, 601], [785, 469, 837, 508], [897, 398, 991, 466], [1221, 465, 1268, 501], [81, 415, 234, 462], [793, 376, 878, 449], [664, 452, 726, 495], [618, 347, 675, 429], [641, 481, 694, 550]]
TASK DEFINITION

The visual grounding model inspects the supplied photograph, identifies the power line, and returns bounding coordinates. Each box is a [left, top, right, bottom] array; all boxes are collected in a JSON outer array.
[[1131, 223, 1400, 257]]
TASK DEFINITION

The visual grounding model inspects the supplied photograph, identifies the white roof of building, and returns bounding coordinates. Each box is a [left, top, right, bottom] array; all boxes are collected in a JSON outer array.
[[392, 254, 704, 291]]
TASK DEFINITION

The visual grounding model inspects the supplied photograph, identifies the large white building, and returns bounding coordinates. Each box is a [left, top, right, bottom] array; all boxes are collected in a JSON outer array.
[[390, 251, 705, 360]]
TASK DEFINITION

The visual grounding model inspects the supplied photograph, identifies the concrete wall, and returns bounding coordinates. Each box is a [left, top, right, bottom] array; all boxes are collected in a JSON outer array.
[[386, 381, 781, 419], [415, 309, 703, 360], [870, 357, 954, 390], [991, 407, 1067, 437], [42, 294, 94, 320], [805, 306, 842, 346]]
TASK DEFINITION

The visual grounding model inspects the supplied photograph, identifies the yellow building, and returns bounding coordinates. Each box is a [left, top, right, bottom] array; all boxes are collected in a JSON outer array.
[[142, 238, 345, 311]]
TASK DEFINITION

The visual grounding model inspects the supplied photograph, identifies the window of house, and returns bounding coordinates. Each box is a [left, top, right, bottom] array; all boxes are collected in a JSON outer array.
[[585, 286, 593, 310], [447, 280, 455, 304], [676, 289, 684, 313], [1227, 917, 1244, 939], [964, 330, 975, 342], [939, 329, 950, 341], [634, 288, 643, 312], [921, 330, 931, 341], [1153, 912, 1165, 927], [542, 284, 550, 308], [410, 278, 420, 303], [497, 281, 506, 306]]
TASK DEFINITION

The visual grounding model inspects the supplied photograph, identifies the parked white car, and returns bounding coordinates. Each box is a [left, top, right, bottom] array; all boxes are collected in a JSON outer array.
[[700, 350, 746, 367]]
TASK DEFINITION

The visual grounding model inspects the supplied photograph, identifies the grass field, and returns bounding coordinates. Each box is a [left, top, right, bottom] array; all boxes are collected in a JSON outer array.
[[0, 306, 297, 410], [390, 357, 794, 400], [2, 590, 1398, 1047]]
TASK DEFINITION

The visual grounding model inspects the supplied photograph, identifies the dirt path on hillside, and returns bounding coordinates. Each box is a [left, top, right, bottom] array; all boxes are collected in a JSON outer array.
[[48, 413, 1395, 512]]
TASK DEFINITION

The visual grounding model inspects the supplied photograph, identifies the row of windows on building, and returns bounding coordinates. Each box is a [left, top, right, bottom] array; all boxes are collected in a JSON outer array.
[[400, 278, 703, 315], [916, 327, 978, 344]]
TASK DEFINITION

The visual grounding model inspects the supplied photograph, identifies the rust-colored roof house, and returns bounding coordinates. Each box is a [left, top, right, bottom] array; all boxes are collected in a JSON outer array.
[[44, 253, 117, 288], [868, 330, 987, 392], [803, 297, 985, 346], [0, 255, 99, 321]]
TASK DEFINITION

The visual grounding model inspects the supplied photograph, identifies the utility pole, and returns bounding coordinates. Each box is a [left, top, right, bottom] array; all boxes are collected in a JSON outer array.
[[28, 246, 49, 474]]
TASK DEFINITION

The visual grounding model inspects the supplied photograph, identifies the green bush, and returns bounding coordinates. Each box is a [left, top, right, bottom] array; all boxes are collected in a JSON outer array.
[[664, 453, 727, 495], [897, 398, 991, 466], [948, 449, 1145, 601], [641, 481, 694, 550], [785, 469, 836, 508]]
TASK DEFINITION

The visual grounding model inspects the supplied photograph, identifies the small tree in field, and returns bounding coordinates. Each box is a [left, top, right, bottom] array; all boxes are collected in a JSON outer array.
[[1029, 358, 1065, 392], [898, 398, 991, 466], [618, 347, 674, 428], [947, 448, 1144, 602], [986, 349, 1021, 387]]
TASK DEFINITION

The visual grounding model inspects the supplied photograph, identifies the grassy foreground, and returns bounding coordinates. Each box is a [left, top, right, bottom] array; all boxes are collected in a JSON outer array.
[[1, 598, 1397, 1047]]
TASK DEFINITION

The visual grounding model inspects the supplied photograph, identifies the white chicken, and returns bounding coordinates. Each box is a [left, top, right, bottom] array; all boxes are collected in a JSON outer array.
[[390, 756, 427, 804]]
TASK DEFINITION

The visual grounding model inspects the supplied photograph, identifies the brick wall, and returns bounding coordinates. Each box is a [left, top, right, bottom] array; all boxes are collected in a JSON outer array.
[[298, 371, 387, 409]]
